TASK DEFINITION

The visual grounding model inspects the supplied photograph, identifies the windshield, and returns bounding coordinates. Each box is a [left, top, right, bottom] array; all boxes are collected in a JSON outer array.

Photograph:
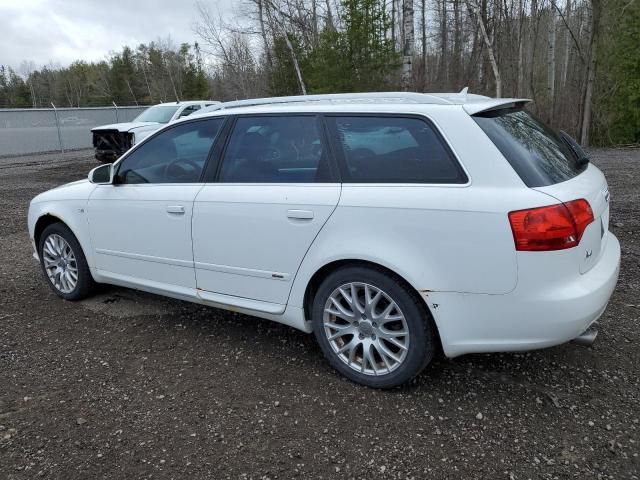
[[133, 105, 180, 124], [473, 107, 586, 187]]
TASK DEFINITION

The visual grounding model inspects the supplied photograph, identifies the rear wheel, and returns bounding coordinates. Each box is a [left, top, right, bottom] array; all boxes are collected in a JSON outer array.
[[38, 223, 96, 300], [311, 266, 436, 388]]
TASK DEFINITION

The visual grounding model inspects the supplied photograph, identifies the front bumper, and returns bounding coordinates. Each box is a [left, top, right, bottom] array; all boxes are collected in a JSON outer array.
[[427, 233, 621, 358]]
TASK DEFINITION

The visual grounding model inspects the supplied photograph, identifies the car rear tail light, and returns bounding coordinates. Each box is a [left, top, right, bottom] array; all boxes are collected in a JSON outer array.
[[508, 199, 594, 251]]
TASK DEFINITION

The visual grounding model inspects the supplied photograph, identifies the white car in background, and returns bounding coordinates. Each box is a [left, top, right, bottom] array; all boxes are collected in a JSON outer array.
[[91, 100, 219, 162], [29, 92, 620, 388]]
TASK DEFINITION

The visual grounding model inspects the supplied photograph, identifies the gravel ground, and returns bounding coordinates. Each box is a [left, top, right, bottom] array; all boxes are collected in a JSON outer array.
[[0, 148, 638, 479]]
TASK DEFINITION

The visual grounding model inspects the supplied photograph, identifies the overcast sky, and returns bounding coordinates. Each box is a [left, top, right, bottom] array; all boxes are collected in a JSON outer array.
[[0, 0, 235, 72]]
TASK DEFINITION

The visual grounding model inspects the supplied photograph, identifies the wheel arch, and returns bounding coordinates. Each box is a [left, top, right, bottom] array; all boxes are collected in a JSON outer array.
[[30, 202, 96, 269], [301, 258, 443, 352], [34, 213, 65, 247]]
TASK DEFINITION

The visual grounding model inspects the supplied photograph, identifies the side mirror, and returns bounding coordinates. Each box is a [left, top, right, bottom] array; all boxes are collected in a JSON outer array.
[[88, 163, 113, 184]]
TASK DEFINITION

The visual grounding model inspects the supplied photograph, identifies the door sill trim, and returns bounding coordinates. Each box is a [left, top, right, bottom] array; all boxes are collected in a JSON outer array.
[[196, 289, 286, 315]]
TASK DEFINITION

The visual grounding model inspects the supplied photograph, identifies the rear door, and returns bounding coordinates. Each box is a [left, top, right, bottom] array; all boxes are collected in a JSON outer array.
[[192, 114, 340, 307]]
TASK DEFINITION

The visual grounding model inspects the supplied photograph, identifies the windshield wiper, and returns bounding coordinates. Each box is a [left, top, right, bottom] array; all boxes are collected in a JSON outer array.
[[559, 131, 589, 167]]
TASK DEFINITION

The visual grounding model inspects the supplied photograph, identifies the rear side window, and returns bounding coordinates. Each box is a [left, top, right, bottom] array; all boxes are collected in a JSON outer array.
[[327, 116, 466, 183], [219, 115, 332, 183], [473, 108, 587, 187]]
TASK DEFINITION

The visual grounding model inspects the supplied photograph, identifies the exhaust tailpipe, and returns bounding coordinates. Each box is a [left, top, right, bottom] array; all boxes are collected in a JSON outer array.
[[573, 326, 598, 347]]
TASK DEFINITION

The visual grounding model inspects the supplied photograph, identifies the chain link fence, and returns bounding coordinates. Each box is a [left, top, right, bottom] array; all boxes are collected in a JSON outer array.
[[0, 105, 147, 157]]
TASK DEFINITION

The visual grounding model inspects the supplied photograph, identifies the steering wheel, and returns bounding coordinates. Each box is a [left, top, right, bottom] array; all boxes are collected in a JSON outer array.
[[163, 159, 201, 181]]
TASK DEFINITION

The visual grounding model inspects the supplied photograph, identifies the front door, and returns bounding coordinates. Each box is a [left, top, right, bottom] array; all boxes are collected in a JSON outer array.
[[192, 114, 340, 307], [87, 117, 225, 290]]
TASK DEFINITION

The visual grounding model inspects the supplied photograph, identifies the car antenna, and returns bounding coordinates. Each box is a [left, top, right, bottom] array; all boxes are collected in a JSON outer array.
[[459, 87, 469, 102]]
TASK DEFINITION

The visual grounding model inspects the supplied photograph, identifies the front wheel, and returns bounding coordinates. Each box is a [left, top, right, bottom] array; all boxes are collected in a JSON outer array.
[[311, 266, 437, 388], [38, 223, 96, 301]]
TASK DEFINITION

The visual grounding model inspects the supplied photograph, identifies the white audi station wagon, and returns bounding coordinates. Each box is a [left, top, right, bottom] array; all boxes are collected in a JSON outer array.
[[28, 92, 620, 388]]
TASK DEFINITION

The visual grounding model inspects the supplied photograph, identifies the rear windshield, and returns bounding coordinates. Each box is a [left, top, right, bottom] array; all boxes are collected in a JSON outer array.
[[473, 107, 586, 187]]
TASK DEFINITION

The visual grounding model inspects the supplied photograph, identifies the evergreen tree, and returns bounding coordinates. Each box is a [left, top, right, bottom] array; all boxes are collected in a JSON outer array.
[[305, 0, 400, 93], [594, 0, 640, 144]]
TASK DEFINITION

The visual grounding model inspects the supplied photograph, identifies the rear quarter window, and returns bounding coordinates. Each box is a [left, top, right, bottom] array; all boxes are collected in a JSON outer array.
[[327, 116, 467, 184], [473, 108, 587, 187]]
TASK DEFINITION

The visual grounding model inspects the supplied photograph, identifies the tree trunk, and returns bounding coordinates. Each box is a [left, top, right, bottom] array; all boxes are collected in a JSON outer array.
[[284, 33, 307, 95], [392, 0, 397, 48], [28, 81, 37, 108], [325, 0, 334, 30], [440, 0, 448, 85], [402, 0, 415, 90], [517, 0, 524, 96], [140, 62, 153, 102], [548, 10, 556, 121], [312, 0, 318, 45], [453, 0, 461, 86], [258, 0, 273, 68], [421, 0, 427, 90], [467, 1, 501, 97], [167, 67, 179, 101], [580, 0, 601, 146], [126, 79, 138, 106], [527, 0, 538, 97], [562, 0, 572, 87]]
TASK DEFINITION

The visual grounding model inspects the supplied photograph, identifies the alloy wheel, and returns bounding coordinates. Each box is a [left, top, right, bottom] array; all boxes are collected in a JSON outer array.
[[323, 282, 410, 376], [42, 233, 78, 294]]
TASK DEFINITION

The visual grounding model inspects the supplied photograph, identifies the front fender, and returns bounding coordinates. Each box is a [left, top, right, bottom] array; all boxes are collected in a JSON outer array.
[[28, 200, 95, 268]]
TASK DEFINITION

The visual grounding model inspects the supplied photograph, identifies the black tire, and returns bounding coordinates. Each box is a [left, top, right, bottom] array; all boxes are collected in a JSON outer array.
[[38, 222, 96, 301], [311, 265, 437, 388]]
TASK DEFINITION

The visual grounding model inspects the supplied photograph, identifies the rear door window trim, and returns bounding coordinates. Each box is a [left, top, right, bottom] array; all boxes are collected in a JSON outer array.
[[205, 112, 340, 184], [323, 112, 469, 185]]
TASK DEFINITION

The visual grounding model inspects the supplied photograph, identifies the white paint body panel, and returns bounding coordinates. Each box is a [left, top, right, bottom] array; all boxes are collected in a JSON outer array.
[[192, 184, 341, 305], [86, 184, 203, 288], [28, 99, 621, 358]]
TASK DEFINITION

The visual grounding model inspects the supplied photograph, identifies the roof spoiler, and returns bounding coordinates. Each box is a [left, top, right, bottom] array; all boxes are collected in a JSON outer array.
[[464, 99, 532, 116]]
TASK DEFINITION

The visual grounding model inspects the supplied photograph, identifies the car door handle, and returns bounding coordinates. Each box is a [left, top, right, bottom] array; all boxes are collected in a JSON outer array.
[[287, 209, 314, 220], [166, 205, 185, 214]]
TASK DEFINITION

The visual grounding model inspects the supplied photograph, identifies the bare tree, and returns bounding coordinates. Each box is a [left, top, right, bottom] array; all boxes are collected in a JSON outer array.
[[547, 7, 557, 119], [19, 61, 37, 107], [420, 0, 427, 90], [561, 0, 572, 87], [402, 0, 415, 90], [580, 0, 602, 146], [517, 0, 525, 95], [466, 0, 502, 97]]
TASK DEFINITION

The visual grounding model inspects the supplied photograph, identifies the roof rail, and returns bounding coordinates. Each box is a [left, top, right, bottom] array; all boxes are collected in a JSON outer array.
[[211, 92, 455, 111]]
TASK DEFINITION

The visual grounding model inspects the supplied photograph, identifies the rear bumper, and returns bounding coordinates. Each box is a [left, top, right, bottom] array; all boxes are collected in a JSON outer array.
[[429, 233, 621, 358]]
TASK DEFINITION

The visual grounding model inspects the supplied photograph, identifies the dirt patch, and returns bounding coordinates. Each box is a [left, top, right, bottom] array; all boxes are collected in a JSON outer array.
[[80, 290, 182, 319]]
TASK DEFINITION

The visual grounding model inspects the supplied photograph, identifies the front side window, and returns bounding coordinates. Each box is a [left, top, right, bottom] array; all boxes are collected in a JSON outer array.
[[327, 116, 466, 183], [133, 105, 181, 124], [473, 107, 587, 187], [116, 118, 224, 184], [219, 116, 331, 183]]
